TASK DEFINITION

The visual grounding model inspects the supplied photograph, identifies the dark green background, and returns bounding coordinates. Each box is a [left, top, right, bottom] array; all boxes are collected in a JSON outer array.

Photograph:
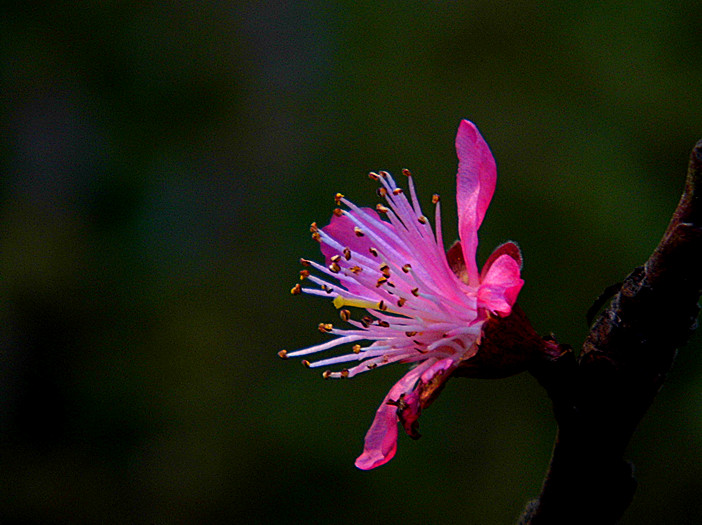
[[2, 2, 701, 523]]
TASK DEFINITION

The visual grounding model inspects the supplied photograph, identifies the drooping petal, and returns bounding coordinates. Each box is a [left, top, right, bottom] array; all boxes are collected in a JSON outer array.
[[455, 120, 497, 285], [397, 357, 456, 438], [354, 359, 435, 470], [477, 253, 524, 315]]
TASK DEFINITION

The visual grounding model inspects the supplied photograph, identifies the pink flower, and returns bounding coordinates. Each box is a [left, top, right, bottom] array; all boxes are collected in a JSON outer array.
[[282, 120, 524, 469]]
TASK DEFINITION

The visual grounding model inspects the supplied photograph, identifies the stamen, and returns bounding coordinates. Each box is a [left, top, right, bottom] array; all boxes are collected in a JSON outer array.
[[380, 263, 390, 277], [300, 258, 311, 267], [278, 350, 288, 359], [353, 344, 361, 353], [335, 193, 344, 205], [402, 264, 412, 273], [397, 298, 407, 307], [291, 284, 302, 295], [402, 168, 412, 177], [343, 247, 351, 260], [340, 309, 351, 322], [368, 171, 380, 181], [333, 208, 343, 217], [432, 194, 440, 204], [328, 262, 341, 273], [411, 287, 419, 296], [318, 323, 333, 333], [376, 204, 389, 213], [310, 222, 318, 233], [354, 227, 364, 237], [330, 254, 341, 263], [417, 215, 428, 224], [369, 247, 379, 257], [302, 359, 311, 368], [299, 270, 310, 280], [392, 188, 403, 196]]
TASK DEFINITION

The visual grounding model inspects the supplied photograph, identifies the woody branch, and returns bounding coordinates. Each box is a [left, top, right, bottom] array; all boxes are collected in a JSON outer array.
[[519, 138, 702, 524]]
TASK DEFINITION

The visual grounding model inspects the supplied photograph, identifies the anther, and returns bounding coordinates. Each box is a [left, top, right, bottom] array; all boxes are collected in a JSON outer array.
[[309, 222, 318, 233], [402, 168, 412, 177], [291, 284, 302, 295], [417, 215, 428, 224], [376, 204, 389, 213], [376, 277, 388, 287], [340, 309, 351, 322], [411, 287, 419, 297], [334, 193, 344, 205], [369, 247, 379, 257], [380, 263, 390, 277], [367, 363, 378, 370], [397, 298, 407, 307], [277, 350, 288, 359], [361, 316, 373, 327], [352, 344, 361, 354], [302, 360, 311, 368], [299, 269, 310, 280], [379, 171, 389, 178], [405, 331, 417, 337], [354, 227, 364, 237], [300, 258, 311, 267], [392, 188, 403, 196], [322, 370, 332, 379], [378, 300, 388, 311], [386, 281, 395, 288], [318, 323, 333, 333], [343, 247, 351, 260], [328, 262, 341, 273], [330, 254, 341, 263], [402, 264, 412, 273], [377, 187, 387, 198], [312, 232, 321, 242], [368, 172, 380, 181], [378, 321, 390, 328], [333, 208, 343, 217], [432, 194, 440, 204], [350, 265, 362, 274], [340, 369, 349, 378]]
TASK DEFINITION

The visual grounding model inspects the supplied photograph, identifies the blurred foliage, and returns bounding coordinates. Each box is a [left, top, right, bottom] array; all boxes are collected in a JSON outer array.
[[1, 1, 702, 523]]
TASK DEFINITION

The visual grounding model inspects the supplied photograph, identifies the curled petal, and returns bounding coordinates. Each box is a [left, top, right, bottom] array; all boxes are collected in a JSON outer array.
[[481, 241, 523, 278], [478, 253, 524, 315], [455, 120, 497, 285], [354, 360, 435, 470]]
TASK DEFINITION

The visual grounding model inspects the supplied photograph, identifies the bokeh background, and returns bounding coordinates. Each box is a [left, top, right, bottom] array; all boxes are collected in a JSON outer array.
[[2, 2, 702, 523]]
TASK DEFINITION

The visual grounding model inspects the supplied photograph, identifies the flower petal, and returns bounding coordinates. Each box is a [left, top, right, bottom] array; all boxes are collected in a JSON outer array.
[[477, 253, 523, 315], [455, 120, 497, 285], [354, 359, 435, 470], [397, 357, 456, 438], [481, 241, 523, 279]]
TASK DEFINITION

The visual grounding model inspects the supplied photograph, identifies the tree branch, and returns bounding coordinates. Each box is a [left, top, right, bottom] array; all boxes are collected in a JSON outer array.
[[519, 139, 702, 524]]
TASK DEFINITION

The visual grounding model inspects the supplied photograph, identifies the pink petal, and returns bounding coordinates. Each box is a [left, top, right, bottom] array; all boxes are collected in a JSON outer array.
[[354, 360, 435, 470], [320, 210, 377, 265], [477, 253, 523, 315], [398, 357, 456, 439], [481, 241, 523, 280], [455, 120, 497, 285]]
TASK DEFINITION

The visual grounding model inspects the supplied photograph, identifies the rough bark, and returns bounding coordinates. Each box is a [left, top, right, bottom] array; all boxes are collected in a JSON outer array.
[[519, 139, 702, 524]]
